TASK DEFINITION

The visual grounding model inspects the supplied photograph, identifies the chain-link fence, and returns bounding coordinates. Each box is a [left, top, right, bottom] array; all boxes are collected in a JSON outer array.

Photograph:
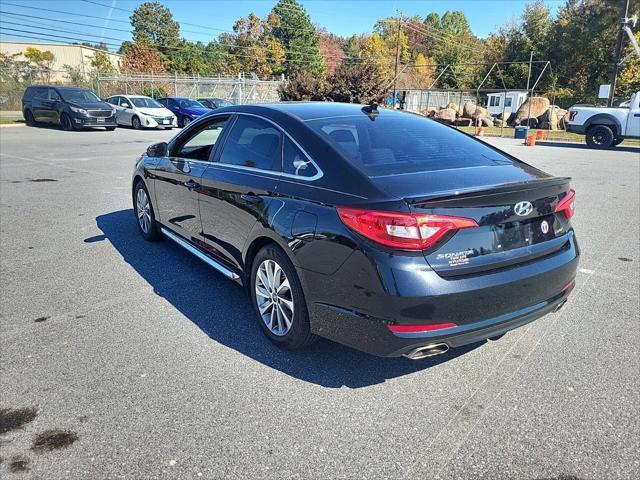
[[0, 69, 283, 110]]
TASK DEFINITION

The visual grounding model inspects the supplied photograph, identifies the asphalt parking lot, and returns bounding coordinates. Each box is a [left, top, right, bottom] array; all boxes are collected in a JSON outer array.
[[1, 124, 639, 479]]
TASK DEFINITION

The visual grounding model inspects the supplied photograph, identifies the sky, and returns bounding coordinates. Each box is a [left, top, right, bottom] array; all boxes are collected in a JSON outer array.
[[0, 0, 565, 49]]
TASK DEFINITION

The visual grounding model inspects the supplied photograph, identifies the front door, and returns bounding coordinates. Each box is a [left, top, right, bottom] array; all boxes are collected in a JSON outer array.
[[150, 116, 230, 240], [626, 93, 640, 138], [199, 114, 282, 269]]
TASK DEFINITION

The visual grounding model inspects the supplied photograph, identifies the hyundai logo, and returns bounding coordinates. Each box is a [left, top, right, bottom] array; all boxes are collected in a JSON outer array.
[[514, 201, 533, 216]]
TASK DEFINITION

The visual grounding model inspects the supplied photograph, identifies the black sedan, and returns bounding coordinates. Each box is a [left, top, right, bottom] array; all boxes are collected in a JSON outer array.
[[132, 102, 579, 359]]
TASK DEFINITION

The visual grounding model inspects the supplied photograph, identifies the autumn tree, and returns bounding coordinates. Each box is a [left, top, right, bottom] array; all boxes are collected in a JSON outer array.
[[272, 0, 326, 77], [318, 28, 345, 75], [360, 33, 393, 79], [23, 47, 55, 81], [220, 11, 286, 76], [121, 42, 167, 74]]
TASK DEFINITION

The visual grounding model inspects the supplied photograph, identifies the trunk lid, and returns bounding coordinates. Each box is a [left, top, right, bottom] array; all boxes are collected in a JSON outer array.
[[406, 177, 573, 277]]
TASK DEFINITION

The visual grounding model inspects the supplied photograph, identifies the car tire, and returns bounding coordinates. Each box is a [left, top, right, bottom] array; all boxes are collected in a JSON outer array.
[[250, 245, 316, 351], [586, 125, 615, 149], [613, 136, 624, 146], [106, 126, 116, 131], [60, 113, 74, 131], [132, 116, 141, 129], [133, 180, 161, 241], [182, 116, 191, 127], [24, 109, 36, 126]]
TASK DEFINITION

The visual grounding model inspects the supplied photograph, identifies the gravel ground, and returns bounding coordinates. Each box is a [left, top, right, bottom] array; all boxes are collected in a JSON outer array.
[[1, 124, 639, 479]]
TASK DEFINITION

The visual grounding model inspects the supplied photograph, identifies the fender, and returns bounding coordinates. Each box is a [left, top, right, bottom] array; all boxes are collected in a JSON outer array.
[[584, 113, 622, 134]]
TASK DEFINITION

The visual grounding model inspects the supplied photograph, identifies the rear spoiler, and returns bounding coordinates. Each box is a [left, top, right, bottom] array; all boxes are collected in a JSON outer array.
[[406, 177, 571, 208]]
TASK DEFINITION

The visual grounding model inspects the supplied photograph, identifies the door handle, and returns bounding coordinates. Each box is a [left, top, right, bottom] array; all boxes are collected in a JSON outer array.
[[240, 193, 261, 204], [184, 180, 199, 191]]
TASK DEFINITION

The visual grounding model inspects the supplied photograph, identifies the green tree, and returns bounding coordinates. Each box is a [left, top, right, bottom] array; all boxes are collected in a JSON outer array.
[[546, 0, 639, 102], [130, 1, 180, 55], [272, 0, 326, 77], [618, 31, 640, 100], [421, 11, 481, 88], [89, 51, 116, 73]]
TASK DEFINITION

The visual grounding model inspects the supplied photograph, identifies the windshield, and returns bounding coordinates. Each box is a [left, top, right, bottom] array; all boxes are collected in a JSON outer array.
[[60, 89, 102, 103], [131, 97, 163, 108], [215, 100, 233, 108], [306, 113, 517, 177], [179, 99, 205, 108]]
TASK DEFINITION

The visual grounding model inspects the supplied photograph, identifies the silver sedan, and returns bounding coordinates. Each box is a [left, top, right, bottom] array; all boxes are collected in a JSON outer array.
[[105, 95, 177, 129]]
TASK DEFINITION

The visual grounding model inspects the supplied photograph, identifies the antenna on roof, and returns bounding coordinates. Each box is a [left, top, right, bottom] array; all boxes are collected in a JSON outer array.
[[361, 101, 379, 119]]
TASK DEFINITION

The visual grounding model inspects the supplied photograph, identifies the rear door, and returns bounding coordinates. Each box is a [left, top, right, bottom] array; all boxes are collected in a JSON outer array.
[[151, 115, 231, 240], [31, 87, 49, 122], [198, 114, 281, 269]]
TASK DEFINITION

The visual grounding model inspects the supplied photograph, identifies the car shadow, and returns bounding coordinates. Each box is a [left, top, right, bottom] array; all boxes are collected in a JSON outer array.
[[95, 209, 483, 388], [30, 122, 113, 133], [535, 141, 639, 152]]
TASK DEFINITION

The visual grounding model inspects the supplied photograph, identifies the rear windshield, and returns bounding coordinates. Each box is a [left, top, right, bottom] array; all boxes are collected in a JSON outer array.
[[305, 113, 516, 177], [59, 89, 101, 103]]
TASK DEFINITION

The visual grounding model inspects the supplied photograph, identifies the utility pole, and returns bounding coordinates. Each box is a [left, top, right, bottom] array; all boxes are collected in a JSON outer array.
[[392, 13, 402, 109], [608, 0, 631, 107]]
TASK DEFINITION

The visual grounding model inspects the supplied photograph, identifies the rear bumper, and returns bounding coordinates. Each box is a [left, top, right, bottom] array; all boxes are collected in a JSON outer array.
[[303, 231, 579, 357], [565, 124, 586, 135]]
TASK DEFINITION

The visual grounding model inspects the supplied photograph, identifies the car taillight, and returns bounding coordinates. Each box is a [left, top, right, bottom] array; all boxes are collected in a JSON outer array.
[[555, 189, 575, 219], [336, 208, 478, 250]]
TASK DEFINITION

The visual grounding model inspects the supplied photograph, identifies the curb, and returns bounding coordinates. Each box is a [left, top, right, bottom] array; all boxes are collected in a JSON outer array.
[[0, 123, 26, 128]]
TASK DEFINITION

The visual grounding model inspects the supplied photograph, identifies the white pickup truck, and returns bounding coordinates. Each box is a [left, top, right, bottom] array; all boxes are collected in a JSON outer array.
[[566, 91, 640, 148]]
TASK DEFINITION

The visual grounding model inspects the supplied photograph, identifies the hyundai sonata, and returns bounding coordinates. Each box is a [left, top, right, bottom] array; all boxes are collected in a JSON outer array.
[[132, 102, 579, 359]]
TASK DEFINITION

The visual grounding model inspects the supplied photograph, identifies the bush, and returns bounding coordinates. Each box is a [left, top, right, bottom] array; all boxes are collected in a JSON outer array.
[[324, 63, 384, 104], [278, 71, 324, 101], [140, 85, 167, 98]]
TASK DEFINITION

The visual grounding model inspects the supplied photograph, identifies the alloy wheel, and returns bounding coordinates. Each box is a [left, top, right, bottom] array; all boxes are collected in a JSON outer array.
[[136, 187, 151, 234], [183, 116, 191, 126], [255, 259, 294, 336]]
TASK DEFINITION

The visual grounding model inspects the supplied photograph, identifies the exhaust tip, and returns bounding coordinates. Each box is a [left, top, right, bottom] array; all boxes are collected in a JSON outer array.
[[403, 343, 450, 360], [554, 299, 567, 313]]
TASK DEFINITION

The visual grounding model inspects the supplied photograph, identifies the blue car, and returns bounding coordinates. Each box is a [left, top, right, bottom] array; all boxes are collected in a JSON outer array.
[[157, 97, 211, 127]]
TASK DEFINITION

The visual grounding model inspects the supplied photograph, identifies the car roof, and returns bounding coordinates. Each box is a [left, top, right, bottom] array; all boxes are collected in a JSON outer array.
[[206, 102, 408, 122]]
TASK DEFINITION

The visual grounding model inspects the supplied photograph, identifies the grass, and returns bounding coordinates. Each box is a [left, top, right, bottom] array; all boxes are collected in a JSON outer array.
[[0, 117, 24, 125], [457, 125, 640, 146]]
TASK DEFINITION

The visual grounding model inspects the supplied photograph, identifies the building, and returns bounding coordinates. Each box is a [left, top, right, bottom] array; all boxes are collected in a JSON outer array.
[[486, 91, 528, 116], [0, 41, 123, 81]]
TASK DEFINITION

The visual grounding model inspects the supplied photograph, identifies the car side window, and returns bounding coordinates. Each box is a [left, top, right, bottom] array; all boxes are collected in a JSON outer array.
[[48, 89, 61, 101], [219, 116, 282, 171], [33, 88, 47, 100], [175, 118, 229, 162], [283, 137, 318, 178]]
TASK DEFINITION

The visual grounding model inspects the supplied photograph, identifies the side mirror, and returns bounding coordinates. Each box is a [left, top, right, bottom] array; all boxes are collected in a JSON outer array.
[[121, 102, 130, 108], [147, 142, 168, 157]]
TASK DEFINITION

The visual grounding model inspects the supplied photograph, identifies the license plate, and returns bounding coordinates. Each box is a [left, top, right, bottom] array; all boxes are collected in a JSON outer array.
[[97, 118, 105, 123], [162, 120, 170, 125]]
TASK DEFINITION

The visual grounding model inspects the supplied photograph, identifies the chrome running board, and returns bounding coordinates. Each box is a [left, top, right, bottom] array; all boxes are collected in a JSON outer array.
[[160, 227, 240, 280]]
